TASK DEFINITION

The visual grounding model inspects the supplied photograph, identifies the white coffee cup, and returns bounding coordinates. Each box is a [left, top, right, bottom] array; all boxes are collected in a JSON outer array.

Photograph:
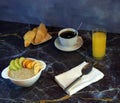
[[58, 28, 78, 47]]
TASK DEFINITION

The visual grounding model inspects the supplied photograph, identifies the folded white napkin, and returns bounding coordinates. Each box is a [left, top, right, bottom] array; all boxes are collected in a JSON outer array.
[[55, 61, 104, 96]]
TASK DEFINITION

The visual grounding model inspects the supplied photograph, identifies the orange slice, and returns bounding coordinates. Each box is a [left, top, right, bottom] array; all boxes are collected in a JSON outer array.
[[22, 59, 33, 68]]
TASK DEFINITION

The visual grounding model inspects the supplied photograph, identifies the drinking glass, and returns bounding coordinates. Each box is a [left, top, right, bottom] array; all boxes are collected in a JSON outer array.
[[92, 28, 107, 60]]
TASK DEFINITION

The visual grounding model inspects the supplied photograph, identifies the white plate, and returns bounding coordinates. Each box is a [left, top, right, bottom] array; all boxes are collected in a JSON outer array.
[[54, 36, 83, 52]]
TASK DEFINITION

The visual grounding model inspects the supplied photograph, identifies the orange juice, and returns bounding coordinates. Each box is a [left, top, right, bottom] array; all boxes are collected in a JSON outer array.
[[92, 30, 107, 59]]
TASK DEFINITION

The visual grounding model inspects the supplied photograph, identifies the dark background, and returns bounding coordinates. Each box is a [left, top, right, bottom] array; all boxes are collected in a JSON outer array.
[[0, 0, 120, 33]]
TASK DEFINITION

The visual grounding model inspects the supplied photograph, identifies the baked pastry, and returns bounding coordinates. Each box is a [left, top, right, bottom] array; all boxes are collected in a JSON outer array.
[[23, 23, 52, 47], [32, 23, 47, 44], [23, 31, 36, 47]]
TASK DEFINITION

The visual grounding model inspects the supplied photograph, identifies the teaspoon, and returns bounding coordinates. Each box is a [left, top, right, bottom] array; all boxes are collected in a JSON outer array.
[[65, 63, 93, 91]]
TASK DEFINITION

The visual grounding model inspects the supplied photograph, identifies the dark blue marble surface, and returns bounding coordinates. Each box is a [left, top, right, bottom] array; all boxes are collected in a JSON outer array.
[[0, 0, 120, 33], [0, 21, 120, 103]]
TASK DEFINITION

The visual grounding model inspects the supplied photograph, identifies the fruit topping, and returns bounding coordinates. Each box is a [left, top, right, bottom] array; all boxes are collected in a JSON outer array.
[[9, 57, 43, 75]]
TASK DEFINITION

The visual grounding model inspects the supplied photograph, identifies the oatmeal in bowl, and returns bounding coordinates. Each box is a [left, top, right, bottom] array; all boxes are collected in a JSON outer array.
[[1, 57, 46, 87]]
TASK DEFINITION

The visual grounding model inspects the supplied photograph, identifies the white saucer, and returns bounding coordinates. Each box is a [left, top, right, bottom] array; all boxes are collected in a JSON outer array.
[[54, 36, 83, 52]]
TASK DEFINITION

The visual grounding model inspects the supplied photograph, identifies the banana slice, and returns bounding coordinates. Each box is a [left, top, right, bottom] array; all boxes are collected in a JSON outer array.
[[33, 61, 43, 75]]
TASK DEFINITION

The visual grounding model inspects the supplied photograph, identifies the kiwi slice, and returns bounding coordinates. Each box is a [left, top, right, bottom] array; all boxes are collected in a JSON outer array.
[[14, 58, 21, 69], [19, 57, 25, 68], [9, 60, 18, 71]]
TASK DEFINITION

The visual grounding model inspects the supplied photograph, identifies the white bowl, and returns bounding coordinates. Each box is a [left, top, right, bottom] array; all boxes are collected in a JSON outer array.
[[1, 59, 46, 87]]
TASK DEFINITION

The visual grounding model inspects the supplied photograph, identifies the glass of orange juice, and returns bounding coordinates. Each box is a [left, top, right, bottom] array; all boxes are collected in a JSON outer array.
[[92, 28, 107, 60]]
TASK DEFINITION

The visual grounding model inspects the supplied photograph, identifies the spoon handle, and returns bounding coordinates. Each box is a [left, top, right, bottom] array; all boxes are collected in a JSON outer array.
[[65, 74, 83, 91]]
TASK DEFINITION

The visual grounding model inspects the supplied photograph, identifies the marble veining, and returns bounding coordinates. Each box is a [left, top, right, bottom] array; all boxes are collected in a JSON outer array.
[[0, 21, 120, 103]]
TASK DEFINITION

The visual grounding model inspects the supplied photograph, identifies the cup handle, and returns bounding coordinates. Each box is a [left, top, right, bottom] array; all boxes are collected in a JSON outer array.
[[1, 67, 9, 79]]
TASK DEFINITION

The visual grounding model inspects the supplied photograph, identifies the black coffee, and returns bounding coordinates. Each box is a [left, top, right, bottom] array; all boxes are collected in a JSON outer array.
[[60, 31, 76, 39]]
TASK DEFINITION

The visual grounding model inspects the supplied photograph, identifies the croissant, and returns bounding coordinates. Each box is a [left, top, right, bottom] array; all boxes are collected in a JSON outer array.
[[39, 23, 47, 35], [32, 23, 47, 44], [23, 31, 36, 47], [23, 23, 51, 47]]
